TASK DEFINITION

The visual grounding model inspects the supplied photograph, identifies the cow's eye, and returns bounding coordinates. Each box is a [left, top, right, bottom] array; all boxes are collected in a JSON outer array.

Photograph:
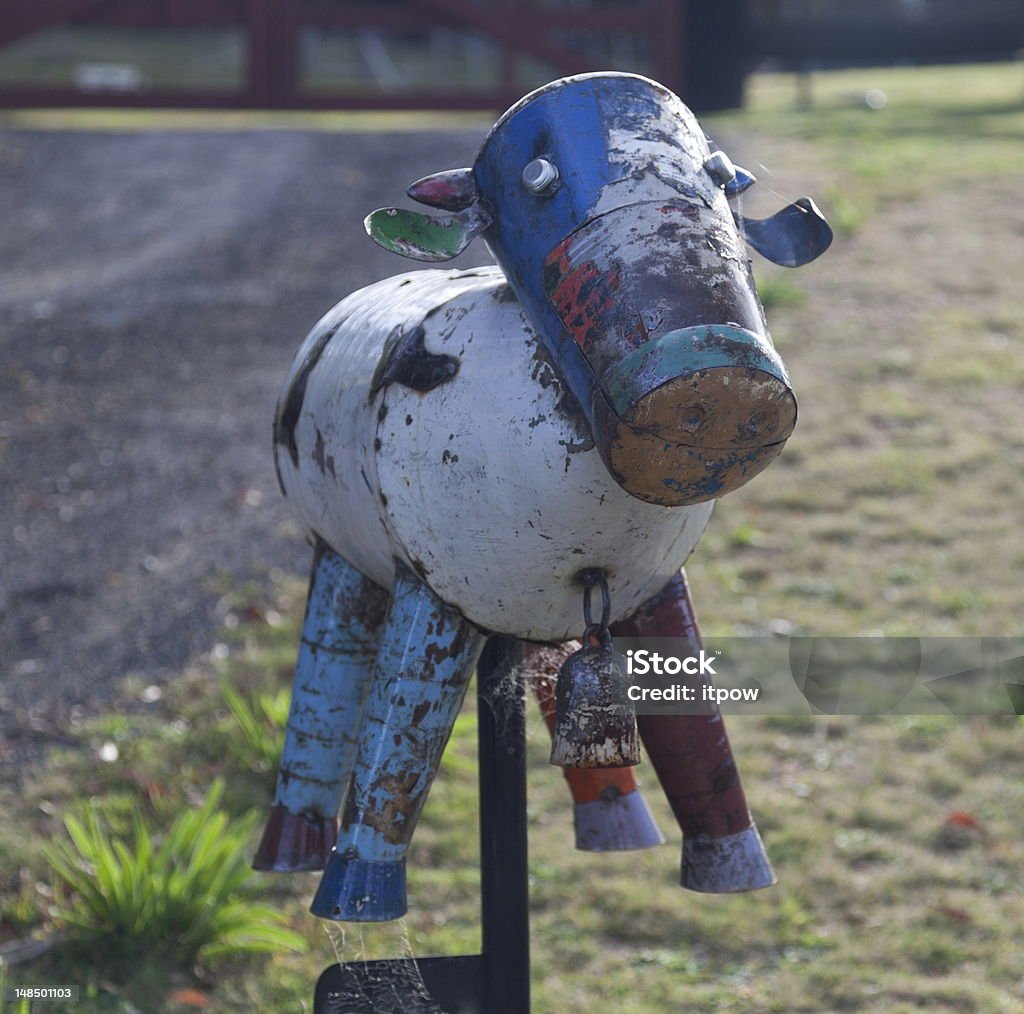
[[522, 158, 560, 196]]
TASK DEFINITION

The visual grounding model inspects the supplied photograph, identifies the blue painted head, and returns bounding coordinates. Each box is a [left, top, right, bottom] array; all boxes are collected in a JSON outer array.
[[367, 73, 832, 506]]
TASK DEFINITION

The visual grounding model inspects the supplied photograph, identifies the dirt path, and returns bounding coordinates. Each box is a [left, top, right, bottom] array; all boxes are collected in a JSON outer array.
[[0, 127, 492, 770]]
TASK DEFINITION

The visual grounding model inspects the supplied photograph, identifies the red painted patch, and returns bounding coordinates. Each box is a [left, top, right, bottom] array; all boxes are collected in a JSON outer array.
[[545, 239, 621, 353]]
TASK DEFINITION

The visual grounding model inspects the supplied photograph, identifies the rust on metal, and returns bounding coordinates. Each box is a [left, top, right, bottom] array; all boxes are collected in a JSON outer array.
[[532, 659, 641, 800], [550, 635, 641, 769], [612, 571, 775, 890]]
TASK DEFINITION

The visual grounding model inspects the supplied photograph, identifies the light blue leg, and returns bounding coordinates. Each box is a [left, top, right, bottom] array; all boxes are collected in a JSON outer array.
[[253, 541, 388, 872], [311, 563, 485, 921]]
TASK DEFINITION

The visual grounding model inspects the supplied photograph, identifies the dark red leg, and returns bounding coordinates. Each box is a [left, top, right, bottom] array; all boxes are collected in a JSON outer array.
[[611, 571, 775, 893]]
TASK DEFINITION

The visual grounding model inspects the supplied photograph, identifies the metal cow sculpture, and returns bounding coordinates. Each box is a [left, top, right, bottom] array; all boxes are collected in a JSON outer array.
[[253, 72, 832, 922]]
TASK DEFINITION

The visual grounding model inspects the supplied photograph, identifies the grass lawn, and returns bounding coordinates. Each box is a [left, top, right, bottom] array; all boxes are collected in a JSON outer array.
[[2, 62, 1023, 1012]]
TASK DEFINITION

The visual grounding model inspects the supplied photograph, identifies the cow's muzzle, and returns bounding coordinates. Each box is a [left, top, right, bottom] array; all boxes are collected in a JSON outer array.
[[598, 324, 796, 505], [544, 200, 796, 506]]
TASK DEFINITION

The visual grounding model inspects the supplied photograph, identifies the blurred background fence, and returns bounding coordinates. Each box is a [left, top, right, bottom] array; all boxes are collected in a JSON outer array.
[[4, 0, 1020, 117], [0, 0, 736, 113]]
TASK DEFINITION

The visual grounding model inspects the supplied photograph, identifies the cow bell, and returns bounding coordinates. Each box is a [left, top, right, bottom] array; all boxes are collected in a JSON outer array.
[[550, 625, 640, 769]]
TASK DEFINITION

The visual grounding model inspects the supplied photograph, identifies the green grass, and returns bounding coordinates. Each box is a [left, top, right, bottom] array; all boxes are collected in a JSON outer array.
[[43, 781, 306, 970], [219, 679, 289, 778], [695, 62, 1024, 639], [2, 61, 1024, 1011], [1, 589, 1021, 1012], [755, 271, 807, 311]]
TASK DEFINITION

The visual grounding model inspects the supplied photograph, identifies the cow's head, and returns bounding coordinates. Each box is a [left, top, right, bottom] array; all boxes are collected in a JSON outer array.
[[366, 73, 832, 506]]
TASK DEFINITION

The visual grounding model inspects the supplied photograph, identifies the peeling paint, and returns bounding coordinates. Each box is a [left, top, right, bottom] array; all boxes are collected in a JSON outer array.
[[254, 544, 387, 873], [265, 71, 829, 921], [612, 571, 775, 892]]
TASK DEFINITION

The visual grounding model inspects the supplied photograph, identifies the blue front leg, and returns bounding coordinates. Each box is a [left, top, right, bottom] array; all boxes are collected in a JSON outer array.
[[254, 541, 388, 872], [311, 563, 486, 921]]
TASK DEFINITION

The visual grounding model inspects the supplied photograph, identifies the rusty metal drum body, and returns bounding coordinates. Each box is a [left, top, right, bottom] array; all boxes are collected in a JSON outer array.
[[273, 266, 715, 643]]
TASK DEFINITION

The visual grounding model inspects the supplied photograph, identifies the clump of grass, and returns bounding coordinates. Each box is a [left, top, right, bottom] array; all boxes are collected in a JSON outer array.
[[0, 964, 31, 1013], [42, 780, 306, 971], [824, 185, 873, 236], [756, 271, 806, 309], [220, 679, 290, 775]]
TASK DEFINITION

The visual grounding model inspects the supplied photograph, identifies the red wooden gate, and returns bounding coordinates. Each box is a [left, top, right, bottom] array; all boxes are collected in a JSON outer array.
[[0, 0, 688, 111]]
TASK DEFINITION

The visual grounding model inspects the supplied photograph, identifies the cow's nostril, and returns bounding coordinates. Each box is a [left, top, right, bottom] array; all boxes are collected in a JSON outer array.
[[681, 404, 708, 431], [745, 409, 779, 438]]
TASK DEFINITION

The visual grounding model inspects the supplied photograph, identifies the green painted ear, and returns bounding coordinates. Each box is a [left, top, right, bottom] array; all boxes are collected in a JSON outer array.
[[364, 203, 492, 262]]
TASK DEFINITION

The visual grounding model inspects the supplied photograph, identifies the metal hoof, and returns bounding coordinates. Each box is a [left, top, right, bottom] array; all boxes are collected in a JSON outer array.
[[573, 788, 665, 852], [311, 853, 408, 922], [680, 824, 777, 893], [252, 803, 337, 873]]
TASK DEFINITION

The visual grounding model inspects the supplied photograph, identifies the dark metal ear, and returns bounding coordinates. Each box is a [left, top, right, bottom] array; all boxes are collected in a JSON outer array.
[[364, 203, 492, 262], [406, 168, 477, 211], [735, 197, 833, 268]]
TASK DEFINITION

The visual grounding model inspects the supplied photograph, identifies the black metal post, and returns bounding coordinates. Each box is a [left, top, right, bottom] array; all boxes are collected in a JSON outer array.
[[478, 636, 531, 1013], [314, 635, 531, 1013]]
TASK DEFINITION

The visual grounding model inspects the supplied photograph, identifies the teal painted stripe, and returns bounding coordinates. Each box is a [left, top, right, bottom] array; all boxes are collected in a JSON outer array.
[[603, 324, 789, 419]]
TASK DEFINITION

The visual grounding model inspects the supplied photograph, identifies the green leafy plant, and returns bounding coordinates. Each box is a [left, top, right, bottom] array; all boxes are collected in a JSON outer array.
[[755, 271, 806, 310], [0, 963, 31, 1014], [43, 780, 306, 969], [220, 679, 290, 774]]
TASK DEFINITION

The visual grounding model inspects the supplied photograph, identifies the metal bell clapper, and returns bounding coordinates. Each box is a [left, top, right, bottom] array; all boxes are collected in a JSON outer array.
[[550, 571, 641, 769]]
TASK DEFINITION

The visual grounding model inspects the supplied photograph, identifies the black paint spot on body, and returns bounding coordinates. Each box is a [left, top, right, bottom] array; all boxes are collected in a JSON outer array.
[[370, 325, 459, 397], [312, 429, 327, 472], [273, 451, 287, 497], [274, 319, 343, 467]]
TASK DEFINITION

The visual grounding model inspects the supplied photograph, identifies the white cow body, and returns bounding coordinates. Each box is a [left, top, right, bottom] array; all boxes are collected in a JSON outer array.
[[276, 266, 714, 642]]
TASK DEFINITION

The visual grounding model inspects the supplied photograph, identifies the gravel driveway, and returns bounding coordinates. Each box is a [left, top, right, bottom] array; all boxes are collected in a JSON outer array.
[[0, 125, 493, 771]]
